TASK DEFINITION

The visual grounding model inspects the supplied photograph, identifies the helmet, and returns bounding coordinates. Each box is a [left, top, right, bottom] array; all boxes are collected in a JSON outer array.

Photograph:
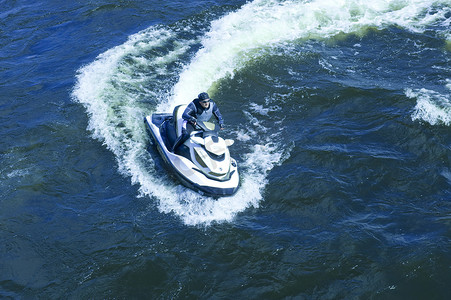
[[198, 92, 210, 100]]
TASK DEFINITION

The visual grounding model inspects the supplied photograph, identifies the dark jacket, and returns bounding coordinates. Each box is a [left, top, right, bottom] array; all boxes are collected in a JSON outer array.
[[182, 98, 224, 127]]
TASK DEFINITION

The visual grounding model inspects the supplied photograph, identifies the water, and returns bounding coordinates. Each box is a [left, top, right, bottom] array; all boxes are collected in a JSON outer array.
[[1, 0, 450, 298]]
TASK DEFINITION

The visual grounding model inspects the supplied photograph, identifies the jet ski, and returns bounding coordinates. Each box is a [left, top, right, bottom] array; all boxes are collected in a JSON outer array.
[[144, 105, 239, 196]]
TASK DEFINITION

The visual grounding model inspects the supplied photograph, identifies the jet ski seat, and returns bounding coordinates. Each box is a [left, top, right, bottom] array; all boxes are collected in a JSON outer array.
[[173, 104, 187, 138]]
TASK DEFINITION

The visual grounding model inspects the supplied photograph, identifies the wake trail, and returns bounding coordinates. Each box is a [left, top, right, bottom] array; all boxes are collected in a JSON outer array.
[[73, 0, 450, 225]]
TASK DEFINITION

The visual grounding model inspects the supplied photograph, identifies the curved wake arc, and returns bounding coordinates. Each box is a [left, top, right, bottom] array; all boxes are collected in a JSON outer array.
[[73, 0, 450, 225]]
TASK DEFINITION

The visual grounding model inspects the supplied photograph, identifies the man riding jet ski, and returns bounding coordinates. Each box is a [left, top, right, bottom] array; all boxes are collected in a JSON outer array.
[[172, 92, 224, 152], [144, 92, 239, 196]]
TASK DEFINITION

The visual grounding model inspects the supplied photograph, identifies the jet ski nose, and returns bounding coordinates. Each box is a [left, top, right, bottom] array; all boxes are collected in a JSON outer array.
[[205, 136, 227, 156]]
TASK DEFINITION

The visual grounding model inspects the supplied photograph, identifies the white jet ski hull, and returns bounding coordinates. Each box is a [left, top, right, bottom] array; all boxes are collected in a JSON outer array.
[[145, 114, 239, 197]]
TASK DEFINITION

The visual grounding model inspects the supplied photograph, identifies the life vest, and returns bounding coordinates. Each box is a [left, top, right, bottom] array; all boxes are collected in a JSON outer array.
[[196, 102, 214, 122]]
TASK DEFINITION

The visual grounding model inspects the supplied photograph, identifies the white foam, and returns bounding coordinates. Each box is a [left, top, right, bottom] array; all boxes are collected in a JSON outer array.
[[73, 0, 450, 225], [152, 140, 289, 226], [73, 26, 189, 195], [236, 130, 252, 142], [249, 102, 282, 116], [408, 88, 451, 125], [166, 0, 450, 110], [7, 168, 30, 178]]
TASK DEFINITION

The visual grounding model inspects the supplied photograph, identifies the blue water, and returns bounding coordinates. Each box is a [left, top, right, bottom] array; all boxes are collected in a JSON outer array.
[[1, 0, 450, 298]]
